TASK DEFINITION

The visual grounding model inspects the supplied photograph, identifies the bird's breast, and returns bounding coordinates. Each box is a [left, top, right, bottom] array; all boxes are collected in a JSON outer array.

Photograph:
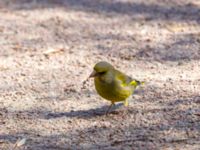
[[94, 77, 132, 101]]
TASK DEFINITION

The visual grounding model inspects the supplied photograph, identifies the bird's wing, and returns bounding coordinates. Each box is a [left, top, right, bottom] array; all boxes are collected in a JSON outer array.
[[114, 69, 133, 87], [114, 69, 143, 87]]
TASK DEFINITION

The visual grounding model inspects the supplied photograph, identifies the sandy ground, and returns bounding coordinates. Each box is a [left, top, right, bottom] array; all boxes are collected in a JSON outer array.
[[0, 0, 200, 149]]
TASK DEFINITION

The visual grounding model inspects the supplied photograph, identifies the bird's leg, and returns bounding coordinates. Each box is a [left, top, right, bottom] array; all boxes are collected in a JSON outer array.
[[105, 102, 115, 115], [123, 99, 129, 116], [124, 99, 129, 107]]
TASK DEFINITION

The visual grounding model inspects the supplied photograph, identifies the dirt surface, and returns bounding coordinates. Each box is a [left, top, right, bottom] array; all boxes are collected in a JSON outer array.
[[0, 0, 200, 149]]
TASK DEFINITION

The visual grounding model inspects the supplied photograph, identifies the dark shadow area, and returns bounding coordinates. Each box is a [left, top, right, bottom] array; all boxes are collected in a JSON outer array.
[[0, 132, 71, 150], [1, 95, 199, 149], [37, 15, 200, 62], [0, 103, 124, 121], [1, 1, 200, 62], [166, 95, 200, 106], [2, 0, 200, 23], [135, 33, 200, 62], [46, 103, 124, 119], [0, 101, 199, 150], [37, 19, 200, 62]]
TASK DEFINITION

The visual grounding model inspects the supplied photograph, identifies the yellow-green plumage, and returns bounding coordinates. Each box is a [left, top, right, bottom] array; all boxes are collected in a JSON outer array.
[[89, 61, 143, 112], [95, 70, 133, 102]]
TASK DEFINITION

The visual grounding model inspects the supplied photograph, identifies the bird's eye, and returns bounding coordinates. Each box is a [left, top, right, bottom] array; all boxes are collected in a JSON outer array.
[[99, 71, 106, 75]]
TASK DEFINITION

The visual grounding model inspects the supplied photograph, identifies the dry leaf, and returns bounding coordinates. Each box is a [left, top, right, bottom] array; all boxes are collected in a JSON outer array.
[[0, 27, 3, 32], [166, 23, 200, 34], [0, 66, 9, 71], [12, 44, 22, 51], [43, 47, 64, 56], [13, 138, 26, 149]]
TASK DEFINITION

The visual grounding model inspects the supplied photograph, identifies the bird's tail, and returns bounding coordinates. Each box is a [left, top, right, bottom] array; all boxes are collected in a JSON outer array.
[[130, 79, 145, 87], [138, 80, 145, 85]]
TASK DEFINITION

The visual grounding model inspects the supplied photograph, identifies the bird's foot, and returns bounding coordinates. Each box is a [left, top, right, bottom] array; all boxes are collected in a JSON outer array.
[[105, 103, 115, 115]]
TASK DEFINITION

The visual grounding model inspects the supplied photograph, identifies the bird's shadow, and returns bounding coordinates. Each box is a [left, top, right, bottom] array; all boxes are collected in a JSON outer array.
[[45, 103, 124, 119]]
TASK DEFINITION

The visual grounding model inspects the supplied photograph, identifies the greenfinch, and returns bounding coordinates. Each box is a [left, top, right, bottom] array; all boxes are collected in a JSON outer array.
[[89, 61, 144, 114]]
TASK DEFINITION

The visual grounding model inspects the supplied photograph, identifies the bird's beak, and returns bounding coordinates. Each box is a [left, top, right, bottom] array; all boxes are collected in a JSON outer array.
[[89, 70, 98, 78]]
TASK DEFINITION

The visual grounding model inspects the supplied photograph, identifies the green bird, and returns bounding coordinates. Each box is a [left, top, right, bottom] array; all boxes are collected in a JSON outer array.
[[89, 61, 144, 114]]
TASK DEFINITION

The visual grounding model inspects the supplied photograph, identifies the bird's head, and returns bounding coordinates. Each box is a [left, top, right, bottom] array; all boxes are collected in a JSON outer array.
[[89, 61, 114, 78]]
